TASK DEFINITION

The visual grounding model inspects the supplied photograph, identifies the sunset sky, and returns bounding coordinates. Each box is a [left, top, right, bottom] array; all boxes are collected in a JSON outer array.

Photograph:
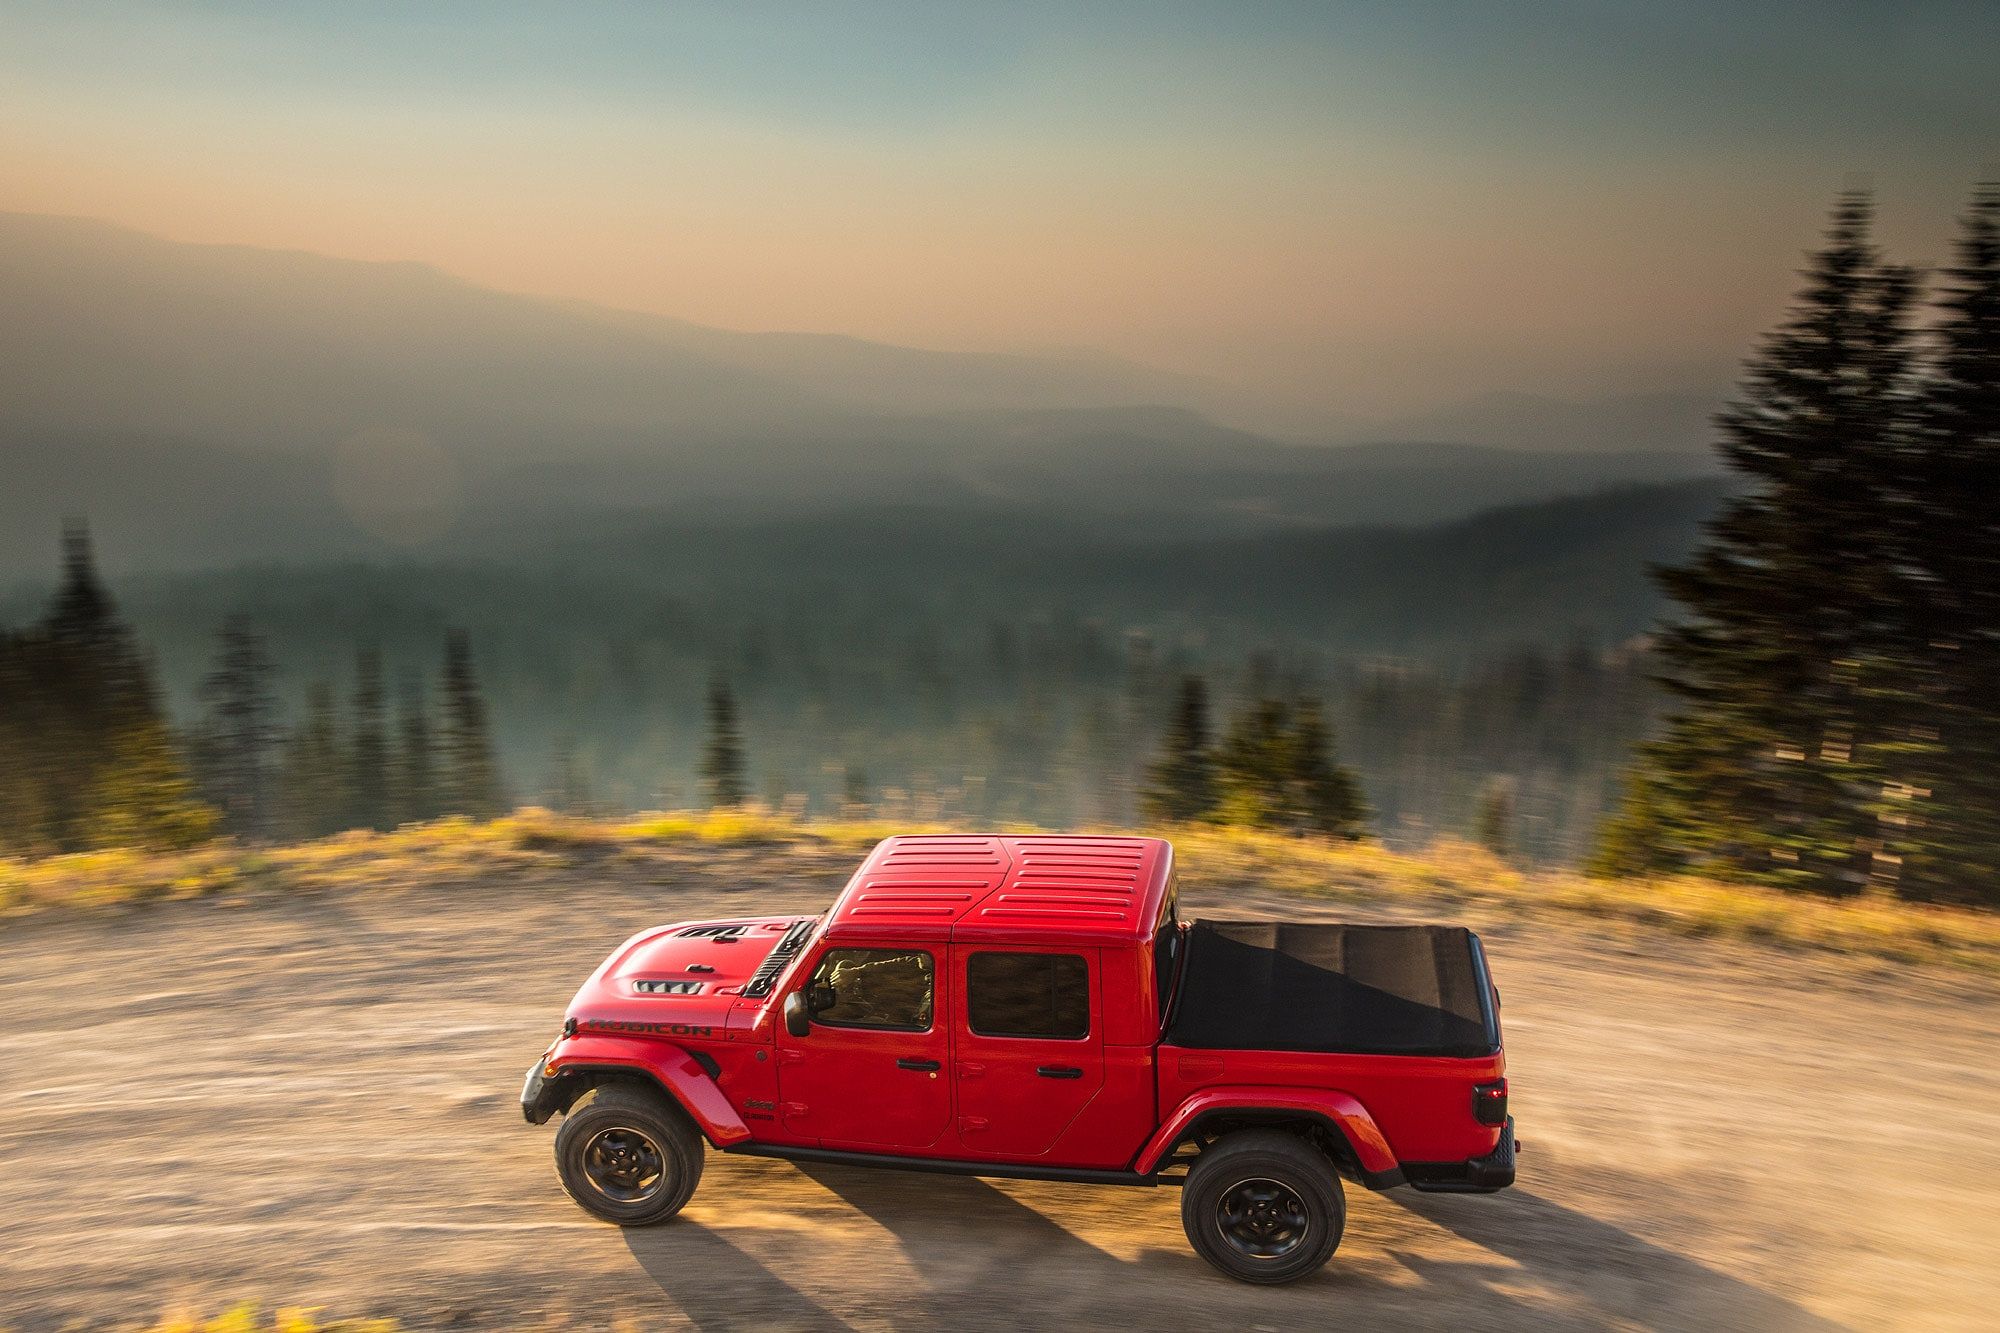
[[1, 0, 1994, 423]]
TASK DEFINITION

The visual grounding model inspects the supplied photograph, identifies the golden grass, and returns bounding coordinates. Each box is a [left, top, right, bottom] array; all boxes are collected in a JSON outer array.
[[142, 1304, 396, 1333], [1169, 825, 2000, 972], [3, 808, 1996, 974]]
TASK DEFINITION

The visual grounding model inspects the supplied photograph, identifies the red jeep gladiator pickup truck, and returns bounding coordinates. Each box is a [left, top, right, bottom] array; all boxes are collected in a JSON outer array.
[[522, 835, 1513, 1283]]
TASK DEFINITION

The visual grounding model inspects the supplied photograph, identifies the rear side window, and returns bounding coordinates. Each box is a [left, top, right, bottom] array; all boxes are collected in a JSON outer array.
[[809, 949, 934, 1031], [1153, 893, 1180, 1022], [967, 952, 1089, 1039]]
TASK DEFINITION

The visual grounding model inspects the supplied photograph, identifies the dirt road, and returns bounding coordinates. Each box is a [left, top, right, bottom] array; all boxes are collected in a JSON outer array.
[[1, 844, 1994, 1330]]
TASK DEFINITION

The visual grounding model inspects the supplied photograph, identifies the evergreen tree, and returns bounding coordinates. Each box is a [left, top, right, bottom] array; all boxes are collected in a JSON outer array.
[[1596, 192, 1920, 893], [1475, 778, 1516, 859], [278, 681, 346, 840], [393, 671, 437, 826], [439, 629, 504, 818], [1141, 675, 1220, 823], [196, 615, 279, 840], [345, 645, 391, 831], [1896, 182, 2000, 903], [1217, 696, 1292, 828], [1286, 698, 1368, 839], [842, 762, 870, 813], [0, 629, 44, 843], [90, 721, 217, 851], [1216, 694, 1367, 838], [0, 524, 214, 853], [47, 520, 112, 639], [700, 675, 747, 807]]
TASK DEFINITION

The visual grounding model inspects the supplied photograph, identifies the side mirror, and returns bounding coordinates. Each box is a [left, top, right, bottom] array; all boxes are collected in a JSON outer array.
[[783, 989, 812, 1038]]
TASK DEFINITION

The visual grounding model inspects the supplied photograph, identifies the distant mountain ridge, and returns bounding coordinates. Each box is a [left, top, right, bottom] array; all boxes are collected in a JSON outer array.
[[0, 210, 1222, 451], [0, 210, 1723, 576]]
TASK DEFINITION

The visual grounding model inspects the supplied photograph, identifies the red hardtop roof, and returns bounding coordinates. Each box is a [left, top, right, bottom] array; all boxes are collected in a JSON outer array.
[[822, 835, 1175, 946]]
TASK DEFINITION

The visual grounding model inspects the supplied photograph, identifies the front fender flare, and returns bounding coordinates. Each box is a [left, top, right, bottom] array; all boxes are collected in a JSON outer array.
[[1135, 1084, 1402, 1187], [538, 1035, 751, 1147]]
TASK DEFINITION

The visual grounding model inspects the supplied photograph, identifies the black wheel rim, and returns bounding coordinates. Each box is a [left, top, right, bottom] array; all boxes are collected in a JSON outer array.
[[580, 1126, 667, 1204], [1216, 1176, 1311, 1261]]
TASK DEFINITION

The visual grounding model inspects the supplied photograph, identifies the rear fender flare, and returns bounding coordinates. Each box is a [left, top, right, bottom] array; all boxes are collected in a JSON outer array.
[[540, 1034, 751, 1147], [1136, 1085, 1403, 1188]]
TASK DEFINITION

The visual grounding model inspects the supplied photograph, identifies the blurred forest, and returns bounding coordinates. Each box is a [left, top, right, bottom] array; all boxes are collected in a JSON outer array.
[[0, 520, 1660, 864]]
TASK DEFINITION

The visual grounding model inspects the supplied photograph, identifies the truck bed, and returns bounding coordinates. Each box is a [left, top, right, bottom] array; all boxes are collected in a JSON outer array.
[[1164, 919, 1498, 1058]]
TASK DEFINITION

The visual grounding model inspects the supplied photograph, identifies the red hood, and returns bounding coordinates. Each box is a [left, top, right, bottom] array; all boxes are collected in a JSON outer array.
[[565, 914, 812, 1036]]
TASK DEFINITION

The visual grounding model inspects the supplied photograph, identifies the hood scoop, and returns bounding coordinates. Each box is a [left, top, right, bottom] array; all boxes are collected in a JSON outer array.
[[676, 925, 749, 941]]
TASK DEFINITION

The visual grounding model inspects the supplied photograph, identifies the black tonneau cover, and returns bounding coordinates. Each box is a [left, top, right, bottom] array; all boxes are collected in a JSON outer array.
[[1165, 920, 1495, 1057]]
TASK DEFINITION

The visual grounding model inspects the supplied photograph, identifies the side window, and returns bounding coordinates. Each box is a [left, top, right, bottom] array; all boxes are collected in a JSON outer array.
[[1153, 892, 1180, 1023], [808, 949, 934, 1031], [967, 952, 1089, 1040]]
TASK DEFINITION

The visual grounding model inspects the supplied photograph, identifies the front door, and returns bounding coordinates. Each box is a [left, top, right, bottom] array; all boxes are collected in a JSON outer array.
[[951, 945, 1104, 1158], [777, 943, 952, 1151]]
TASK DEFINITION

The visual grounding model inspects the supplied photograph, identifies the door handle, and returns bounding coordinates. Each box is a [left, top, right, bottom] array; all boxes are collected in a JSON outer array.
[[1036, 1066, 1084, 1079], [897, 1058, 942, 1072]]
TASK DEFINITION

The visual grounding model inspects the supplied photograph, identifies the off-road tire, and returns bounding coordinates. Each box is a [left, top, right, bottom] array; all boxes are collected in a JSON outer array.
[[1181, 1129, 1345, 1284], [554, 1083, 705, 1226]]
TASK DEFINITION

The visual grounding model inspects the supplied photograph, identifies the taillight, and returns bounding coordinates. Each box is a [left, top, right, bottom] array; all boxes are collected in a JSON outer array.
[[1472, 1078, 1508, 1126]]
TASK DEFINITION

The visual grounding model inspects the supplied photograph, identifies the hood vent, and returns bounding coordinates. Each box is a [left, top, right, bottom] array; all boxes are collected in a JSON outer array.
[[677, 925, 749, 941], [633, 979, 704, 995], [741, 918, 817, 998]]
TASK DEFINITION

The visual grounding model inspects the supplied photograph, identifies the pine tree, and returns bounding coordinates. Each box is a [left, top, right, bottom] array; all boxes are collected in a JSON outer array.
[[89, 722, 217, 851], [1, 524, 215, 853], [1217, 696, 1292, 828], [439, 629, 504, 818], [392, 670, 437, 826], [1596, 192, 1920, 893], [1216, 694, 1367, 838], [1475, 778, 1516, 859], [700, 675, 747, 808], [345, 645, 391, 831], [1897, 182, 2000, 903], [47, 520, 112, 640], [278, 681, 346, 840], [196, 615, 279, 840], [1285, 698, 1369, 839], [1141, 675, 1220, 823], [842, 762, 870, 813], [0, 629, 44, 845], [37, 521, 136, 848]]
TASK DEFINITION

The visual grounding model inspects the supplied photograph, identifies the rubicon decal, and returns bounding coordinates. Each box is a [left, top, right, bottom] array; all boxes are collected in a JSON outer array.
[[580, 1017, 715, 1037]]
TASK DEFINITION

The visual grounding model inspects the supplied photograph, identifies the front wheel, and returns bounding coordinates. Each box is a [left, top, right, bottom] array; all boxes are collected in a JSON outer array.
[[554, 1083, 705, 1225], [1181, 1129, 1345, 1284]]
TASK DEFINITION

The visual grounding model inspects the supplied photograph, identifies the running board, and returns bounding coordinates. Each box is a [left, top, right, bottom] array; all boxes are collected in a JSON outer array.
[[722, 1142, 1170, 1187]]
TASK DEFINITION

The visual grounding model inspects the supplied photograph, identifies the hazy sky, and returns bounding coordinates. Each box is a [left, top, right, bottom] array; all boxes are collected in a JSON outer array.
[[1, 1, 1994, 423]]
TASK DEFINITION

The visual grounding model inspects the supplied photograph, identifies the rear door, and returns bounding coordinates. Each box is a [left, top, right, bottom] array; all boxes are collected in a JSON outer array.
[[951, 945, 1104, 1158]]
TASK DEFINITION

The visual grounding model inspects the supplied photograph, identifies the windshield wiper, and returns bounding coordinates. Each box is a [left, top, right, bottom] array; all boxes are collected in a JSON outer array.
[[741, 917, 817, 997]]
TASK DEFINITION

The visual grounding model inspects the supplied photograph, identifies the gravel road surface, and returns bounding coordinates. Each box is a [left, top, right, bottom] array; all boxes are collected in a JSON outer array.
[[1, 844, 1993, 1330]]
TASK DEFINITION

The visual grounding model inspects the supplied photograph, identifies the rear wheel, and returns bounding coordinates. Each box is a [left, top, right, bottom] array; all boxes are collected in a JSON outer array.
[[554, 1083, 704, 1225], [1181, 1129, 1344, 1284]]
